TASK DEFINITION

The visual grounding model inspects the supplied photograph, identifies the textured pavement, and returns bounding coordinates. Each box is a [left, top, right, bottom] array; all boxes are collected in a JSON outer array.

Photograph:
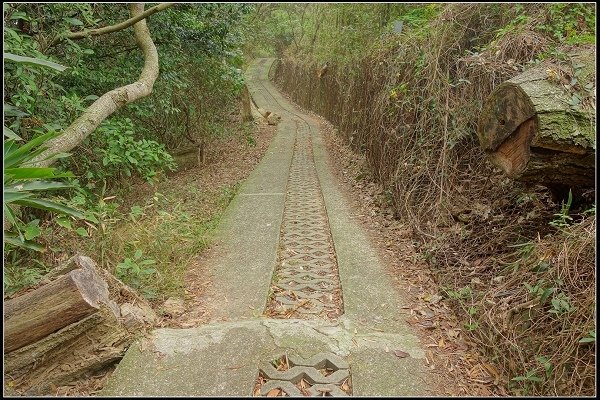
[[101, 58, 430, 397]]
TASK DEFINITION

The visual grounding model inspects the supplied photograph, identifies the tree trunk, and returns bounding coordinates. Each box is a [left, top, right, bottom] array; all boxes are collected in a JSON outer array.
[[3, 255, 156, 395], [240, 84, 254, 122], [31, 3, 161, 168], [477, 48, 595, 189]]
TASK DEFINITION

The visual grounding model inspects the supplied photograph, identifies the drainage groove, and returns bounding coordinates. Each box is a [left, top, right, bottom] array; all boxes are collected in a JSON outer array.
[[265, 120, 343, 319]]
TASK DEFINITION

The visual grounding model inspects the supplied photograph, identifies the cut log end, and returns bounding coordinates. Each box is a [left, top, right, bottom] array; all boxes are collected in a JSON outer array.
[[487, 117, 536, 178], [4, 255, 156, 395], [478, 49, 595, 190], [478, 83, 536, 152]]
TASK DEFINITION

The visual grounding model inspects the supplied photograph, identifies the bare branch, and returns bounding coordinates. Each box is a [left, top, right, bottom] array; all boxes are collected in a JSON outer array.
[[49, 2, 175, 47]]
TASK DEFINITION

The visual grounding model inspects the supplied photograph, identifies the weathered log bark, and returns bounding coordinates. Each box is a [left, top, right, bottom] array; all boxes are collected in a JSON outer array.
[[4, 257, 117, 353], [3, 255, 156, 395], [477, 48, 595, 190], [240, 84, 254, 122]]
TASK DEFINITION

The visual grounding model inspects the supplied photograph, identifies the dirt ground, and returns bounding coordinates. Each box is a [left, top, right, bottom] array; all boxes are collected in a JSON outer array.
[[316, 117, 507, 397]]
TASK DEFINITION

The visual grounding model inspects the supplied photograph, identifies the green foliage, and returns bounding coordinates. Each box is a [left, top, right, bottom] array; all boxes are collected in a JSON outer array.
[[494, 8, 530, 40], [548, 292, 576, 314], [2, 2, 254, 298], [524, 280, 554, 305], [538, 3, 596, 44], [80, 118, 176, 184], [549, 190, 573, 229], [4, 52, 67, 71], [579, 330, 595, 344], [3, 254, 50, 296], [444, 285, 472, 300], [97, 191, 224, 301], [242, 4, 432, 65], [3, 129, 85, 252], [116, 249, 157, 296], [399, 3, 440, 35]]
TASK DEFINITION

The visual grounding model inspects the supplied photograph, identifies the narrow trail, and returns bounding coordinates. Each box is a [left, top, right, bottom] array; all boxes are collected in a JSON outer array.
[[101, 58, 437, 396]]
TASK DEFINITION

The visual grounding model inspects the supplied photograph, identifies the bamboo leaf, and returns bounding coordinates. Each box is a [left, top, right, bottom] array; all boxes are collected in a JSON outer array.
[[3, 235, 45, 252], [15, 198, 85, 219], [3, 131, 57, 168], [3, 126, 22, 140], [4, 167, 59, 180], [2, 191, 33, 203], [7, 180, 72, 191], [4, 52, 67, 72]]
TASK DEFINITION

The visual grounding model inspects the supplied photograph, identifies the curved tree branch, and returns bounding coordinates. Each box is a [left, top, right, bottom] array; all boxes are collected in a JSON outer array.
[[49, 3, 175, 47], [32, 3, 163, 168]]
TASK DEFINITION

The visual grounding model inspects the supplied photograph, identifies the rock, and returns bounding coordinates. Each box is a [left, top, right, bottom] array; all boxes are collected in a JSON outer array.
[[162, 297, 185, 317]]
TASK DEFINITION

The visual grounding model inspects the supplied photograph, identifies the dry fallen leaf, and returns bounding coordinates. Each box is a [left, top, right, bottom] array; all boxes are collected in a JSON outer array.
[[266, 388, 281, 397], [447, 329, 459, 339], [393, 350, 410, 358]]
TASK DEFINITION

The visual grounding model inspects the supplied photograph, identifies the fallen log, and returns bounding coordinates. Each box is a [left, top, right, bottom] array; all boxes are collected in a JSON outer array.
[[3, 255, 156, 395], [4, 257, 118, 353], [477, 48, 595, 191]]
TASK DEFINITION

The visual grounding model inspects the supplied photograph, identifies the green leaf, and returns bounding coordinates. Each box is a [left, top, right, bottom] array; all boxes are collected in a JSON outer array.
[[75, 227, 88, 237], [4, 53, 67, 72], [7, 180, 71, 191], [3, 131, 57, 168], [3, 104, 29, 117], [3, 203, 19, 228], [142, 267, 157, 275], [84, 212, 99, 224], [16, 198, 85, 219], [540, 288, 554, 304], [48, 152, 72, 160], [65, 17, 83, 26], [3, 235, 45, 252], [10, 11, 29, 21], [134, 249, 143, 260], [84, 94, 99, 101], [511, 374, 542, 382], [3, 191, 33, 203], [4, 126, 22, 140], [579, 330, 595, 343], [56, 217, 73, 230], [24, 224, 41, 240], [4, 167, 59, 180]]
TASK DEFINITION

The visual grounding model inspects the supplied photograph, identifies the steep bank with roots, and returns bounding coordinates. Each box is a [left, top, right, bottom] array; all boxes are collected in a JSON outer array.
[[272, 3, 595, 396]]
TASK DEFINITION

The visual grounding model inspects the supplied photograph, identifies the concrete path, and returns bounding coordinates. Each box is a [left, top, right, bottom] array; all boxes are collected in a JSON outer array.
[[101, 58, 430, 397]]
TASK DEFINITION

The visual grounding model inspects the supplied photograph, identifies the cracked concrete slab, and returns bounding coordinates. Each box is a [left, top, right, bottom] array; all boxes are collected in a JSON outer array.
[[101, 319, 426, 396]]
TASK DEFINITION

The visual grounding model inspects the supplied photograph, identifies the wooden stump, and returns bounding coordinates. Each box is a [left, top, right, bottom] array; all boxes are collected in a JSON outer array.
[[240, 84, 254, 122], [3, 255, 156, 395], [477, 48, 595, 190]]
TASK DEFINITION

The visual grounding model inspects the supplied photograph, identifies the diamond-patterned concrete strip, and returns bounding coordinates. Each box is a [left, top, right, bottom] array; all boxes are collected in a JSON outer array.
[[288, 352, 349, 370], [259, 380, 303, 396], [259, 363, 350, 385], [266, 123, 343, 319], [307, 384, 349, 397]]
